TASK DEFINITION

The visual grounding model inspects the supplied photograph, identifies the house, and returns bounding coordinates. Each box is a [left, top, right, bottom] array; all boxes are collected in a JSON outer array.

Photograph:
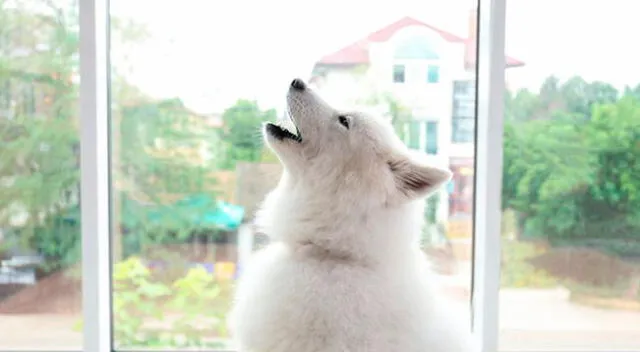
[[307, 12, 523, 243]]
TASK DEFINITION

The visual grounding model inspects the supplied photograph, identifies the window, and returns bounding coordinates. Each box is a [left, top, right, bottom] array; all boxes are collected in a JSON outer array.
[[452, 88, 476, 143], [407, 120, 421, 149], [498, 1, 640, 351], [454, 80, 474, 96], [0, 1, 83, 350], [425, 121, 438, 154], [452, 116, 475, 143], [454, 99, 475, 116], [401, 120, 437, 154], [393, 64, 405, 83], [427, 65, 440, 83], [393, 33, 440, 60], [107, 3, 478, 349], [7, 0, 638, 351]]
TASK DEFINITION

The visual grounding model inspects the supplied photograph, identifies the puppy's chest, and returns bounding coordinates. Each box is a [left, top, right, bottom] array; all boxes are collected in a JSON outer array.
[[244, 254, 406, 318], [233, 248, 436, 351]]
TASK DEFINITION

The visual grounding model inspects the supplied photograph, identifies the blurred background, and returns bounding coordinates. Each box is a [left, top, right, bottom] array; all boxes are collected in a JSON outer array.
[[0, 0, 639, 350]]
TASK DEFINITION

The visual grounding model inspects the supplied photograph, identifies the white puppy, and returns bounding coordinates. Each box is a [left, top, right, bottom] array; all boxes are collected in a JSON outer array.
[[229, 79, 470, 352]]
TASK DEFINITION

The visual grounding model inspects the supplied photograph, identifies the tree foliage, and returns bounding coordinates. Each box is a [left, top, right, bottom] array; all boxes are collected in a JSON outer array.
[[0, 0, 224, 267], [0, 0, 80, 261], [503, 76, 640, 256], [219, 99, 276, 169], [117, 98, 220, 200]]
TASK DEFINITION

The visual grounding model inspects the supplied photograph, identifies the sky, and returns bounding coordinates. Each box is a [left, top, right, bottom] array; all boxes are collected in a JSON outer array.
[[109, 0, 640, 113]]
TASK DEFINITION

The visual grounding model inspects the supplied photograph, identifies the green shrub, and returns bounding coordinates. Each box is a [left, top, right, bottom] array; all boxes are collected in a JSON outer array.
[[500, 239, 557, 288], [76, 257, 229, 349]]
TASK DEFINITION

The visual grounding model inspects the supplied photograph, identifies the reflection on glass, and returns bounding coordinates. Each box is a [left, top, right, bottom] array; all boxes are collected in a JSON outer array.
[[500, 1, 640, 350], [0, 0, 82, 350], [109, 1, 481, 349]]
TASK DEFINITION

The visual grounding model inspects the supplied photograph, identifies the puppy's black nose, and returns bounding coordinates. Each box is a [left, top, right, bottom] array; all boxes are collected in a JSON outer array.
[[291, 78, 306, 90]]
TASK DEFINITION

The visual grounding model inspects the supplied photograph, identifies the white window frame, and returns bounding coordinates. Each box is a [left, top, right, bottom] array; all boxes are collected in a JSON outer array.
[[78, 0, 506, 352], [79, 0, 112, 351], [471, 0, 506, 351]]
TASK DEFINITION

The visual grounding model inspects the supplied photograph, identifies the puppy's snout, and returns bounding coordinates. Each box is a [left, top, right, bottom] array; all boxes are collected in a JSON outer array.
[[290, 78, 306, 91]]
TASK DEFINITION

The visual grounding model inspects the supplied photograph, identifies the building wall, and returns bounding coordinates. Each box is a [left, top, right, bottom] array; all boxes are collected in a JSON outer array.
[[310, 25, 478, 224], [312, 25, 477, 157]]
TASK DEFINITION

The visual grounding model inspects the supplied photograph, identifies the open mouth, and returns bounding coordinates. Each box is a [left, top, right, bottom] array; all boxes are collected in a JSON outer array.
[[265, 116, 302, 142], [266, 123, 302, 142]]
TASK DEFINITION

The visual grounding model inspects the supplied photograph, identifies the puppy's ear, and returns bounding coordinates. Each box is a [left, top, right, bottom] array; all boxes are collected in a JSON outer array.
[[388, 156, 452, 200]]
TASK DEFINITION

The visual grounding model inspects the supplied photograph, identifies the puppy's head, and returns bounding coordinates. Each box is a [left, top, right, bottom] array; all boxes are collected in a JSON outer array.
[[264, 78, 451, 206]]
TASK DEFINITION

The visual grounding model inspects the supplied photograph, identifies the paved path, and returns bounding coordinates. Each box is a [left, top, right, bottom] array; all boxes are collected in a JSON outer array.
[[499, 287, 640, 351], [1, 288, 640, 350], [0, 314, 81, 350]]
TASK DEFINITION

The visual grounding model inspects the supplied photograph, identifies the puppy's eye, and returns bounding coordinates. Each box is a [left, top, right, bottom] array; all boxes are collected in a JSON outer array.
[[338, 115, 350, 129]]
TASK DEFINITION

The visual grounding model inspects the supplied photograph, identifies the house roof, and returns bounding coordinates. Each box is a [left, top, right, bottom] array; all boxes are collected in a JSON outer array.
[[315, 16, 524, 68]]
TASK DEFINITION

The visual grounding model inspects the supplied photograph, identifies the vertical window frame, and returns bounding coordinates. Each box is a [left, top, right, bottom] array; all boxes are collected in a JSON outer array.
[[471, 0, 507, 351], [79, 0, 112, 351], [76, 0, 510, 350]]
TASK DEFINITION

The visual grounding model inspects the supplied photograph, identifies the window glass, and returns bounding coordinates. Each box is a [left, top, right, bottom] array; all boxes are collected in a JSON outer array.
[[408, 120, 421, 149], [107, 1, 481, 349], [393, 64, 406, 83], [428, 65, 440, 83], [500, 0, 640, 350], [452, 116, 474, 143], [0, 0, 83, 349], [452, 80, 476, 143], [426, 121, 438, 154], [393, 34, 440, 60]]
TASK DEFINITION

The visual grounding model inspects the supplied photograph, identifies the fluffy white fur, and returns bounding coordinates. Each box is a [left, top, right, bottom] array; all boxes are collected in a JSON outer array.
[[228, 79, 471, 352]]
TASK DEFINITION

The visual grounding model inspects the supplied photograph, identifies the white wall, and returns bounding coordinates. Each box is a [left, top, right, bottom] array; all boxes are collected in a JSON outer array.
[[312, 25, 479, 154], [311, 25, 478, 222], [367, 25, 475, 161]]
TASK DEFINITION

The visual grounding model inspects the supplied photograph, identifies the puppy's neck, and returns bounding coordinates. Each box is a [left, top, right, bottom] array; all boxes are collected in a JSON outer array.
[[292, 239, 365, 265]]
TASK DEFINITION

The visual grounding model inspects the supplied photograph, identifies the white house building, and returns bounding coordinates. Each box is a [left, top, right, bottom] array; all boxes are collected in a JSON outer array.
[[307, 14, 523, 240]]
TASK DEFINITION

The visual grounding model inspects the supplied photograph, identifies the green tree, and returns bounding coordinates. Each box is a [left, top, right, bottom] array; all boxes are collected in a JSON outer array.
[[502, 77, 640, 256], [559, 77, 618, 119], [505, 88, 542, 121], [505, 75, 620, 123], [0, 0, 81, 265], [220, 99, 276, 169], [0, 0, 182, 266], [112, 96, 225, 257], [622, 83, 640, 101], [118, 98, 220, 198]]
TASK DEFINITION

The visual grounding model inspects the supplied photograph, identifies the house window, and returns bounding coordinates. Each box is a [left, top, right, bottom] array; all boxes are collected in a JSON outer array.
[[454, 100, 475, 117], [452, 116, 475, 143], [427, 65, 440, 84], [408, 120, 420, 149], [425, 121, 438, 154], [393, 64, 405, 83], [393, 33, 440, 60], [454, 80, 475, 96], [452, 81, 476, 143], [402, 120, 438, 153]]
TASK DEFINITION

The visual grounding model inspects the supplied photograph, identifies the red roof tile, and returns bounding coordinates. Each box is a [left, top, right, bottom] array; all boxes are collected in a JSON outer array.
[[316, 16, 523, 68], [463, 38, 525, 69], [367, 16, 466, 43], [317, 40, 370, 65]]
